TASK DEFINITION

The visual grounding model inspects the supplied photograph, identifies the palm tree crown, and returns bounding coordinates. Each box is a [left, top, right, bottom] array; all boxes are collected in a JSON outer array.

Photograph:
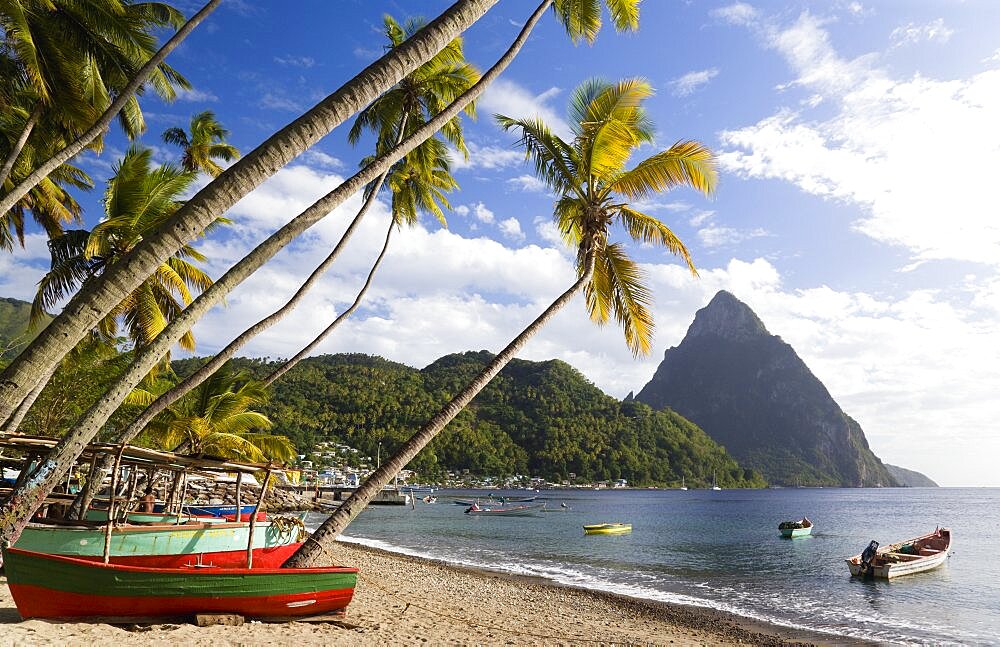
[[32, 146, 215, 353], [146, 365, 295, 464], [497, 77, 717, 355], [162, 110, 240, 177]]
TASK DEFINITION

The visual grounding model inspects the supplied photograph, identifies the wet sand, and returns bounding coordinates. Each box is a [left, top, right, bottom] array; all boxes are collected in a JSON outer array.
[[0, 541, 868, 646]]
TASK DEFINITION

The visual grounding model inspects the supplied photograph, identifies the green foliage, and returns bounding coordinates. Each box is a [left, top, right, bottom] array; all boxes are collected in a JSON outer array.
[[173, 352, 765, 488], [0, 296, 47, 358]]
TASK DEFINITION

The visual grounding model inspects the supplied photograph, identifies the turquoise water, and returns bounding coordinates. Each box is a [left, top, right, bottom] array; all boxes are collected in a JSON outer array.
[[306, 488, 1000, 645]]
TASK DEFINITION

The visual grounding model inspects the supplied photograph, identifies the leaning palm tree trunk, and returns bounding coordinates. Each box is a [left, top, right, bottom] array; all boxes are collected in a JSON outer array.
[[0, 365, 51, 432], [0, 0, 547, 545], [264, 218, 395, 388], [0, 103, 42, 189], [0, 1, 220, 215], [0, 0, 500, 424], [284, 254, 595, 567]]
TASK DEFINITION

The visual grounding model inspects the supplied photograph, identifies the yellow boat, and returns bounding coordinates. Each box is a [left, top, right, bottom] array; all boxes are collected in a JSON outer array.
[[583, 523, 632, 535]]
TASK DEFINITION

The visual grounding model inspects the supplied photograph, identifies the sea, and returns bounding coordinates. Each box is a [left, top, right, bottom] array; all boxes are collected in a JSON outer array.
[[304, 487, 1000, 646]]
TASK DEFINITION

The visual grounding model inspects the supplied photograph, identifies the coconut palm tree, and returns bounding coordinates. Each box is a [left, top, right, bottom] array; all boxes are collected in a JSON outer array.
[[162, 111, 240, 177], [31, 146, 214, 355], [285, 77, 716, 566], [144, 365, 294, 463], [100, 15, 475, 451], [0, 0, 623, 423], [0, 110, 91, 250], [0, 0, 191, 188], [0, 0, 639, 547]]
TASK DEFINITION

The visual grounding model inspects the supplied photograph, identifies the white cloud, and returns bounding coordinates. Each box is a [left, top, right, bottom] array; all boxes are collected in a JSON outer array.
[[711, 3, 758, 26], [507, 174, 549, 193], [448, 142, 524, 172], [259, 92, 302, 112], [0, 233, 51, 302], [670, 68, 719, 97], [175, 88, 218, 103], [718, 12, 1000, 267], [890, 19, 953, 47], [274, 55, 316, 68], [498, 217, 525, 242], [687, 210, 716, 227], [472, 203, 494, 224], [300, 150, 343, 169], [534, 216, 564, 248], [479, 79, 572, 140], [697, 225, 769, 247]]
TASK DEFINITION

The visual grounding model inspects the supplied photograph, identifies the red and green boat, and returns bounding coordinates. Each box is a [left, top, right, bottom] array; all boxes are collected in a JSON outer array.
[[14, 520, 302, 568], [2, 547, 358, 621]]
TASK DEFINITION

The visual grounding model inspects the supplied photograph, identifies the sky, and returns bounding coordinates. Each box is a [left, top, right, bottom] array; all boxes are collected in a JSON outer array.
[[4, 0, 1000, 486]]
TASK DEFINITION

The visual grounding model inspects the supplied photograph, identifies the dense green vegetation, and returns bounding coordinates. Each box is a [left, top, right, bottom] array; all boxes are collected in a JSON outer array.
[[0, 297, 46, 358], [173, 351, 765, 488]]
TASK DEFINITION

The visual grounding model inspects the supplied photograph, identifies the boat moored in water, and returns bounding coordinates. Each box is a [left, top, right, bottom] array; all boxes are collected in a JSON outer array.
[[583, 523, 632, 535], [846, 527, 952, 579], [464, 502, 544, 516], [778, 517, 813, 538]]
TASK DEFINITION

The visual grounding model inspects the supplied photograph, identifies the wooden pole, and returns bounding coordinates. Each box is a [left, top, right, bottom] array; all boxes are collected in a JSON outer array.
[[234, 472, 242, 521], [165, 470, 182, 512], [122, 466, 139, 520], [175, 472, 189, 524], [245, 469, 271, 569], [103, 446, 126, 564]]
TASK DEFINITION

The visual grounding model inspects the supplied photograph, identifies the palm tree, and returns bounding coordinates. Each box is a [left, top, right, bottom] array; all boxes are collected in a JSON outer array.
[[0, 110, 91, 250], [31, 146, 214, 355], [162, 111, 240, 177], [0, 0, 638, 547], [0, 0, 556, 422], [144, 365, 295, 464], [285, 77, 716, 566], [0, 0, 191, 188], [0, 0, 220, 234], [100, 14, 475, 451]]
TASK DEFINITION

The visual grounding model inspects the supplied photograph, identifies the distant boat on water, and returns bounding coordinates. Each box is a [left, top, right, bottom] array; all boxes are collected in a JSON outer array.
[[846, 527, 952, 579], [583, 523, 632, 535], [778, 517, 813, 538], [711, 472, 722, 491], [464, 502, 543, 517], [679, 477, 687, 491]]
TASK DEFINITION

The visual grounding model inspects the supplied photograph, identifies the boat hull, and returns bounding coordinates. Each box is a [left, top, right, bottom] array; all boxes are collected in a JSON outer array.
[[846, 528, 951, 579], [583, 523, 632, 535], [15, 521, 300, 562], [153, 503, 257, 517], [780, 527, 813, 538], [70, 542, 303, 568], [2, 547, 357, 621]]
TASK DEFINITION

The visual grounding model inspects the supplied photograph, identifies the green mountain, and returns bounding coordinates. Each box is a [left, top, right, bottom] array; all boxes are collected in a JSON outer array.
[[635, 291, 896, 487], [885, 464, 938, 487], [174, 352, 765, 488], [0, 297, 46, 359]]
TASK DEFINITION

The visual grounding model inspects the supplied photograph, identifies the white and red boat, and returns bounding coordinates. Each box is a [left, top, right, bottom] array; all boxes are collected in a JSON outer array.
[[846, 527, 952, 579]]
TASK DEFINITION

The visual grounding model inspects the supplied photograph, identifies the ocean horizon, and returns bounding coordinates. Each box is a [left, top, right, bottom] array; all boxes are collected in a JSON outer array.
[[307, 487, 999, 646]]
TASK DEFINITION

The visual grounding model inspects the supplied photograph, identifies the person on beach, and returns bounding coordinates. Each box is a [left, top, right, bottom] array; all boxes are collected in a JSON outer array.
[[140, 486, 156, 513]]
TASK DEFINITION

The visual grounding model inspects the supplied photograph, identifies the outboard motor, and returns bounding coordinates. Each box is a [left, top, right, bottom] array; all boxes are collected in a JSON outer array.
[[860, 540, 879, 579]]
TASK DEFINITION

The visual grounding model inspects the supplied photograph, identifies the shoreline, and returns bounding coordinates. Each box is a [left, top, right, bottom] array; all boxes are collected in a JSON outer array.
[[0, 540, 875, 646]]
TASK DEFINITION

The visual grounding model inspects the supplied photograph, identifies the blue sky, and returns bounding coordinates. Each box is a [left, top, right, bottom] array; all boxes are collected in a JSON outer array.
[[4, 1, 1000, 486]]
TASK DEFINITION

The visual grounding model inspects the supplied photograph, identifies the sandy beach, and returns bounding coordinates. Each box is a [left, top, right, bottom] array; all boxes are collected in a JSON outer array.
[[0, 541, 867, 646]]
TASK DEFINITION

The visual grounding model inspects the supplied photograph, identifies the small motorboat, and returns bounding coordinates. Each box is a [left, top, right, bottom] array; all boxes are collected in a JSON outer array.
[[583, 523, 632, 535], [778, 517, 813, 538], [846, 527, 952, 579], [464, 502, 543, 517]]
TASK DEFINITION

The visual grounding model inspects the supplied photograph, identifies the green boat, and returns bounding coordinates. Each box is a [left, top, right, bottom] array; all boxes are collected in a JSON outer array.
[[778, 517, 813, 538], [15, 519, 300, 565]]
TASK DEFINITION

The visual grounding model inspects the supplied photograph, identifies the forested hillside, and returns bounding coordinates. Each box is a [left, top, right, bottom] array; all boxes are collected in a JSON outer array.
[[173, 352, 765, 488]]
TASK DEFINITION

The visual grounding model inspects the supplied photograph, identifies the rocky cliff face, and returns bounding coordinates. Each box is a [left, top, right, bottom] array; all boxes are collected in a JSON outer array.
[[885, 464, 938, 487], [635, 291, 897, 487]]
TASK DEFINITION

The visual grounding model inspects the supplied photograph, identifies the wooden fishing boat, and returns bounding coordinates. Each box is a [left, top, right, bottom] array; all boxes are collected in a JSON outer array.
[[2, 547, 357, 622], [14, 520, 302, 568], [778, 517, 813, 538], [583, 523, 632, 535], [152, 503, 258, 518], [464, 502, 543, 516], [846, 527, 952, 579]]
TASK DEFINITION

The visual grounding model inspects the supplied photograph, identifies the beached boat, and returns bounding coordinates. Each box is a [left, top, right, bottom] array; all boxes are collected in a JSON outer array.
[[846, 527, 952, 579], [464, 502, 543, 516], [583, 523, 632, 535], [778, 517, 813, 538], [152, 503, 257, 518], [2, 547, 357, 622], [15, 520, 302, 568]]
